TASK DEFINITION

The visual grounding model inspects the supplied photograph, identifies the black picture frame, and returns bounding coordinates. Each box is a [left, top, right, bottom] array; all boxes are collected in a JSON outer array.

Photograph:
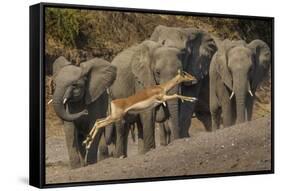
[[30, 2, 274, 188]]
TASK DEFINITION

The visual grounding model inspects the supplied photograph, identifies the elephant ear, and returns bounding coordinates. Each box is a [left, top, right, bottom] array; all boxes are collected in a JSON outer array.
[[52, 57, 79, 90], [150, 25, 165, 42], [80, 58, 117, 104], [184, 30, 217, 80], [131, 41, 159, 86], [215, 39, 234, 90], [50, 56, 71, 95], [52, 56, 71, 76], [198, 32, 218, 77], [247, 39, 271, 90]]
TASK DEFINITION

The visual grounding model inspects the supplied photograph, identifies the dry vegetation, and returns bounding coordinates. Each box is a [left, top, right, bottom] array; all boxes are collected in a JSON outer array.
[[45, 8, 272, 74]]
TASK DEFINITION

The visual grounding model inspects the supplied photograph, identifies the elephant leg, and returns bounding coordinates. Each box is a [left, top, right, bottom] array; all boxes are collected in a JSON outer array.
[[180, 84, 202, 137], [246, 96, 254, 121], [210, 103, 221, 131], [97, 130, 109, 161], [140, 110, 155, 153], [155, 105, 170, 146], [123, 123, 130, 158], [159, 123, 168, 146], [196, 111, 212, 132], [165, 120, 171, 144], [113, 120, 126, 158], [136, 115, 144, 154], [221, 100, 233, 127], [63, 121, 83, 169], [129, 123, 136, 142], [84, 129, 101, 165], [105, 124, 114, 145], [210, 92, 220, 131], [179, 102, 196, 137]]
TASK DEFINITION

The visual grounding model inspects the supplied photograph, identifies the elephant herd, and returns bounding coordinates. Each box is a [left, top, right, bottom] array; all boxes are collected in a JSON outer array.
[[50, 25, 271, 169]]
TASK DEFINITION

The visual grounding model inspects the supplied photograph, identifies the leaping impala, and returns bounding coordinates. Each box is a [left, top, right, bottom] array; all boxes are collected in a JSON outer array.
[[83, 70, 198, 153]]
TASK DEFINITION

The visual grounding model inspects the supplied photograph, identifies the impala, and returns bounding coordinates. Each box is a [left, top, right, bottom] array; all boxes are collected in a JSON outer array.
[[83, 70, 198, 154]]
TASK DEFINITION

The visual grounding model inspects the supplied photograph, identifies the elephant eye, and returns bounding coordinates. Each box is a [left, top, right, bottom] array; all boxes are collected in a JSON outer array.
[[155, 70, 160, 76], [73, 87, 80, 93], [71, 83, 82, 91]]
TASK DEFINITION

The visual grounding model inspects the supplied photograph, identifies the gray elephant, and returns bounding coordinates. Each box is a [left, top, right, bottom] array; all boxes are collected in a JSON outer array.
[[150, 25, 217, 141], [105, 40, 195, 157], [209, 39, 271, 129], [51, 56, 116, 168]]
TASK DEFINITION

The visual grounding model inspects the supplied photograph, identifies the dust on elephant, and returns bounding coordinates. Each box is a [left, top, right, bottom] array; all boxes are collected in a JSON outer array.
[[209, 39, 271, 129], [105, 40, 190, 157], [150, 25, 217, 140], [51, 56, 116, 168]]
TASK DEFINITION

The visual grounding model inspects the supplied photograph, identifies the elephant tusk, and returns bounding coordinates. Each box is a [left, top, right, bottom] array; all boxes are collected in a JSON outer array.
[[247, 81, 253, 97], [63, 98, 68, 105], [47, 99, 53, 105], [248, 90, 254, 97], [162, 102, 166, 107], [229, 91, 235, 100]]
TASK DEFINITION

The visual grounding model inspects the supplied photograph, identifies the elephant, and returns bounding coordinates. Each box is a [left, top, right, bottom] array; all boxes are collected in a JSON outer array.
[[105, 40, 194, 157], [51, 56, 117, 168], [150, 25, 217, 140], [209, 39, 271, 130]]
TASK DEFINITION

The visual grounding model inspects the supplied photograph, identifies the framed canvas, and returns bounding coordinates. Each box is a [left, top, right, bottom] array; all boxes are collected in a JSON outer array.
[[29, 2, 274, 188]]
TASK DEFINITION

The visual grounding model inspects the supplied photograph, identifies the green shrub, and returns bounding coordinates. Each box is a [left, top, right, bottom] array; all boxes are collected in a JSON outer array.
[[45, 8, 80, 47]]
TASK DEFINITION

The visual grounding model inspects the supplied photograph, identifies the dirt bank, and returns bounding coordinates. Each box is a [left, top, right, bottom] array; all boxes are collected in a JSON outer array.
[[46, 116, 271, 184]]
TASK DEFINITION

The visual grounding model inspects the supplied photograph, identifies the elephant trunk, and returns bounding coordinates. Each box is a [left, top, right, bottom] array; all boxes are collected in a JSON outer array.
[[166, 86, 180, 140], [233, 75, 248, 124], [235, 94, 246, 124], [53, 85, 87, 122]]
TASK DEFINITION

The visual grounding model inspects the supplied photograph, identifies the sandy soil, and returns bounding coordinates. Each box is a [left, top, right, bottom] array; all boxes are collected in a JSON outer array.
[[46, 116, 271, 184]]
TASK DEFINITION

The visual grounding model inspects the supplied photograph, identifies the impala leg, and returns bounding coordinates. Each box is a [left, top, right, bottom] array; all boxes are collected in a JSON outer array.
[[83, 117, 109, 147], [162, 94, 197, 103], [177, 95, 197, 102], [83, 116, 117, 149], [88, 118, 117, 147], [89, 117, 109, 137]]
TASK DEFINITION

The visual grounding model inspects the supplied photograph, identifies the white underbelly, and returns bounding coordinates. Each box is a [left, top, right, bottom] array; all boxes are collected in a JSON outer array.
[[125, 97, 161, 114]]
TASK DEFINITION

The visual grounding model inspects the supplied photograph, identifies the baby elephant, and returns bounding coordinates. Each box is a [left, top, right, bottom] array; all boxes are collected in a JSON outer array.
[[209, 39, 271, 130]]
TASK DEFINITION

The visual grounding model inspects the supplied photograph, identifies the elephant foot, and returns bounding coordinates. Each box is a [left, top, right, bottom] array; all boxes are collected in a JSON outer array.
[[98, 147, 109, 161], [211, 125, 220, 131], [184, 132, 191, 138], [119, 155, 126, 159], [69, 161, 83, 169], [205, 126, 213, 132], [113, 150, 127, 158]]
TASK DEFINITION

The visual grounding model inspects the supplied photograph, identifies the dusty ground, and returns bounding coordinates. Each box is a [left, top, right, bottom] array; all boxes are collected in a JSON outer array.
[[46, 116, 271, 184], [45, 77, 271, 184]]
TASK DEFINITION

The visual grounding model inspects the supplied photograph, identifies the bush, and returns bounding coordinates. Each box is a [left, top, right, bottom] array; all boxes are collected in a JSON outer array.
[[45, 8, 80, 47], [45, 8, 272, 75]]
